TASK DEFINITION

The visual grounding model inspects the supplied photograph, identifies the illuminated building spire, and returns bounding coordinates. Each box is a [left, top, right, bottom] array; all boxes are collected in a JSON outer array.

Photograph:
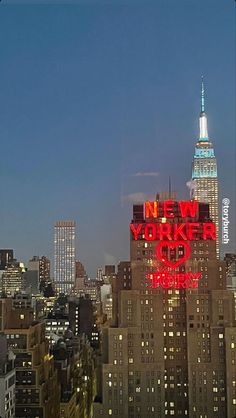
[[201, 75, 205, 113], [199, 76, 208, 141]]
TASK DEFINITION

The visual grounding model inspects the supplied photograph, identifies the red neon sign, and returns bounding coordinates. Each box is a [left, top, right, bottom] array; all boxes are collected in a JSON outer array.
[[130, 221, 216, 241], [150, 240, 201, 289], [147, 272, 201, 289], [130, 200, 215, 289], [144, 200, 199, 219], [156, 241, 191, 269]]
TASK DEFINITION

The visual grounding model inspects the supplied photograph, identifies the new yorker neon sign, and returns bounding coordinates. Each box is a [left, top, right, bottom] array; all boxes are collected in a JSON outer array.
[[130, 200, 216, 289]]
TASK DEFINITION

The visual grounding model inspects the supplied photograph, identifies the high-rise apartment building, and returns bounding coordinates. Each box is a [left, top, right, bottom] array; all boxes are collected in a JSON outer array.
[[0, 335, 15, 418], [1, 260, 26, 296], [54, 221, 76, 294], [39, 255, 50, 282], [0, 297, 60, 418], [97, 267, 103, 281], [93, 199, 235, 418], [26, 255, 51, 293], [191, 78, 219, 257]]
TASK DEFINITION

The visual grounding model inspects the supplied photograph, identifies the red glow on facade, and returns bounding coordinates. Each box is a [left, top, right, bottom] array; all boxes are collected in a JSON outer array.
[[156, 241, 191, 269], [144, 223, 157, 241], [144, 200, 199, 219], [130, 223, 143, 241], [159, 223, 172, 240], [147, 272, 201, 289], [130, 222, 216, 242], [144, 201, 158, 219], [203, 223, 216, 240], [179, 200, 198, 218], [131, 200, 214, 289], [163, 200, 175, 218]]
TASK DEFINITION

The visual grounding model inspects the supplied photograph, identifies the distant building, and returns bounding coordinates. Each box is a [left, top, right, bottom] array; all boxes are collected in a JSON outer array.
[[54, 221, 76, 294], [0, 249, 14, 270], [75, 260, 87, 279], [72, 278, 100, 303], [0, 297, 60, 418], [1, 260, 26, 296], [104, 265, 116, 280], [45, 312, 70, 346], [53, 332, 97, 418], [97, 267, 103, 281], [112, 261, 131, 326], [24, 255, 51, 295], [100, 284, 112, 320], [39, 255, 50, 282], [27, 255, 50, 292], [225, 253, 236, 291], [103, 293, 112, 320]]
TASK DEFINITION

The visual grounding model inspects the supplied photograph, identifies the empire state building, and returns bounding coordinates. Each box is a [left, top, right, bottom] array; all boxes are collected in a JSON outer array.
[[191, 78, 219, 257]]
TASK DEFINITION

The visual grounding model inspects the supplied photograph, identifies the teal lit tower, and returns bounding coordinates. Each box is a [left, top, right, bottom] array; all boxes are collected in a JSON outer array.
[[191, 78, 219, 257]]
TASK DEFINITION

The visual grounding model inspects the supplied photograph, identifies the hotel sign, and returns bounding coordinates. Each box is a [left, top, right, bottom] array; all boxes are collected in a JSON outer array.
[[130, 200, 216, 289]]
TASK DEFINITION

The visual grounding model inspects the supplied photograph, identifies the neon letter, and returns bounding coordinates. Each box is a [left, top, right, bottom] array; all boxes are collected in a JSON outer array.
[[160, 274, 171, 289], [179, 200, 198, 218], [173, 223, 187, 240], [144, 224, 157, 241], [130, 223, 143, 240], [159, 223, 172, 240], [163, 200, 174, 218], [144, 201, 158, 219], [177, 274, 188, 289], [203, 223, 216, 240], [188, 272, 201, 288], [187, 223, 200, 240]]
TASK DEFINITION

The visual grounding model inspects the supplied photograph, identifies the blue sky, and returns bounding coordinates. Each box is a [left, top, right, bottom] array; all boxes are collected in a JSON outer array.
[[0, 0, 235, 276]]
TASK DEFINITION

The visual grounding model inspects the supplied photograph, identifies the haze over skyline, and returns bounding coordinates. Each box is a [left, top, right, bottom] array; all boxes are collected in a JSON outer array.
[[0, 0, 235, 276]]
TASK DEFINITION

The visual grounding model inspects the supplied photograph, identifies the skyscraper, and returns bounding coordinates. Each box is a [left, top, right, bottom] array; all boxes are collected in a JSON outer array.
[[191, 78, 219, 257], [93, 199, 235, 418], [54, 221, 76, 294]]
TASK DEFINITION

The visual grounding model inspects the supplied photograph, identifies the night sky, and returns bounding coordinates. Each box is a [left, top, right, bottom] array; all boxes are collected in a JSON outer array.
[[0, 0, 235, 276]]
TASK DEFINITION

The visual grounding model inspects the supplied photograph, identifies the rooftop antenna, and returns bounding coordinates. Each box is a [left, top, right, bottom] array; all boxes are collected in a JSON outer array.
[[168, 176, 172, 199], [201, 75, 205, 113]]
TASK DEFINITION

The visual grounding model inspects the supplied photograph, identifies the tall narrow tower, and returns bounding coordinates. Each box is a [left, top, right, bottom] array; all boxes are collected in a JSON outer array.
[[54, 220, 76, 294], [191, 78, 219, 257]]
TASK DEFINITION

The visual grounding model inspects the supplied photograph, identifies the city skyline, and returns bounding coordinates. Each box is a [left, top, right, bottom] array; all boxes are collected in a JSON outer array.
[[0, 1, 235, 276]]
